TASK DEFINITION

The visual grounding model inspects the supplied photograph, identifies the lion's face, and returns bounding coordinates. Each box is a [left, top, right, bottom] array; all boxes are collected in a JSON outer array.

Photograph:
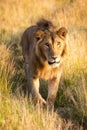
[[35, 27, 67, 67]]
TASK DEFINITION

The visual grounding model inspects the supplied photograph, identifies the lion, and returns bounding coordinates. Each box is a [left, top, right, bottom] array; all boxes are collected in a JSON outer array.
[[21, 19, 68, 109]]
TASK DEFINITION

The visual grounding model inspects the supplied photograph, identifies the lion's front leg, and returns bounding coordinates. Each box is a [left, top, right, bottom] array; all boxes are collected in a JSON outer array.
[[47, 72, 62, 110], [25, 63, 46, 105], [32, 78, 47, 105]]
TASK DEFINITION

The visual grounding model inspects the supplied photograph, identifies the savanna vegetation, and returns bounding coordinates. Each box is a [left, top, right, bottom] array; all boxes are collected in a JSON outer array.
[[0, 0, 87, 129]]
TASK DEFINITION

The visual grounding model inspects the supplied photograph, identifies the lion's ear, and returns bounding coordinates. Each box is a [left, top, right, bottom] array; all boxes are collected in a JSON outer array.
[[34, 29, 45, 41], [56, 27, 67, 40]]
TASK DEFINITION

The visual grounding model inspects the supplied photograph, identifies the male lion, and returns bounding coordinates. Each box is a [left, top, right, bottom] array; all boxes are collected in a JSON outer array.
[[21, 19, 68, 109]]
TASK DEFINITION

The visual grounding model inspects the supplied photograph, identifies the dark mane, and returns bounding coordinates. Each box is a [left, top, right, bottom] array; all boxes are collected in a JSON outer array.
[[36, 19, 55, 31]]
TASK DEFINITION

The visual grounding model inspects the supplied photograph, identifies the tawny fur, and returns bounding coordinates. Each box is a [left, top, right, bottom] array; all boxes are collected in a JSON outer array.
[[21, 19, 68, 109]]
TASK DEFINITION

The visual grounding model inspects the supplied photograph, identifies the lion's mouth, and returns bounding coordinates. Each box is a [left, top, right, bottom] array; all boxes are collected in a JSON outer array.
[[48, 61, 55, 65], [48, 59, 60, 67]]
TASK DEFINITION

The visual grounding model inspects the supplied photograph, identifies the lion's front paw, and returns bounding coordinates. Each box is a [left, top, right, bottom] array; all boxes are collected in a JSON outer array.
[[33, 94, 47, 106]]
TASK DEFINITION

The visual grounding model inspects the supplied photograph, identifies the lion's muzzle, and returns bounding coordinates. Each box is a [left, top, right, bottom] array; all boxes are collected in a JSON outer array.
[[48, 57, 60, 67]]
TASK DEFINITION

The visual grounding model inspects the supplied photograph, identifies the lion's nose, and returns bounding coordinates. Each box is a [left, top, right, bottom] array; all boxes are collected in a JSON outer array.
[[52, 56, 57, 60]]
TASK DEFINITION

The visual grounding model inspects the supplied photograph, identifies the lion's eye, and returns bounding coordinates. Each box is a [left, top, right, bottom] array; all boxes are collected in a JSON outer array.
[[45, 43, 50, 47], [36, 36, 40, 41], [57, 42, 61, 47]]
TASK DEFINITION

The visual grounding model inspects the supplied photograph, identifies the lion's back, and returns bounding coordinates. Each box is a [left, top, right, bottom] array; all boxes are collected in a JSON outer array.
[[21, 25, 37, 45], [21, 25, 38, 59]]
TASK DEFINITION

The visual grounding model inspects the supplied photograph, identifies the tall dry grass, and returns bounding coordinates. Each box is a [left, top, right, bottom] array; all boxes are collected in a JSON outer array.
[[0, 0, 87, 129], [0, 0, 87, 30]]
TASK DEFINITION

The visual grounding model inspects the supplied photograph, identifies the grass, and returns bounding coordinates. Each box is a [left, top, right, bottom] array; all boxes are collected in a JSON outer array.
[[0, 0, 87, 129]]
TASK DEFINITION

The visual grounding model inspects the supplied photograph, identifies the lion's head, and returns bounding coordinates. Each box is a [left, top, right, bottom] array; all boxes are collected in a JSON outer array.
[[34, 22, 67, 68]]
